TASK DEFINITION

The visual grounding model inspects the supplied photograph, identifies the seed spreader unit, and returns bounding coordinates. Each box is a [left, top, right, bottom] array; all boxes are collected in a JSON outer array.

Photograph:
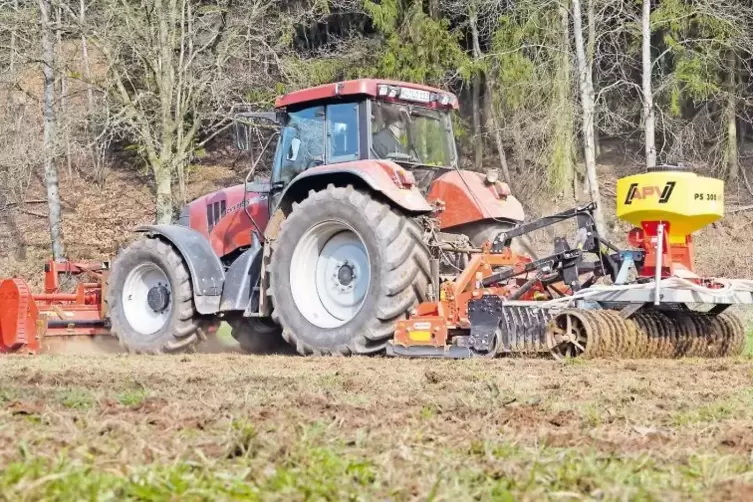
[[388, 166, 751, 359]]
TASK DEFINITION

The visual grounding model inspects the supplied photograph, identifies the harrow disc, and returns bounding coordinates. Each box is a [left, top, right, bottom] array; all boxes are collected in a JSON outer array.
[[545, 308, 746, 359]]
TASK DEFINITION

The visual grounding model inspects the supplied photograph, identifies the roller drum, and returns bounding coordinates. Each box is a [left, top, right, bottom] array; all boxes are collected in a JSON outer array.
[[545, 308, 746, 359]]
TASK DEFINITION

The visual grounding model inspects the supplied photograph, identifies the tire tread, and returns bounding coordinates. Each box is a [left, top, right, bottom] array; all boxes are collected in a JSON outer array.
[[268, 184, 431, 355], [106, 236, 215, 354]]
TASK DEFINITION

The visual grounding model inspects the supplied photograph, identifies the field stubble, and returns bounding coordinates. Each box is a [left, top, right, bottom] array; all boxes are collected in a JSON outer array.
[[2, 353, 753, 501]]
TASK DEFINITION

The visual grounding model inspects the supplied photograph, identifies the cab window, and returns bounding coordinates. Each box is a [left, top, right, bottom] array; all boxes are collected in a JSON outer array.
[[327, 102, 359, 162], [274, 106, 325, 185]]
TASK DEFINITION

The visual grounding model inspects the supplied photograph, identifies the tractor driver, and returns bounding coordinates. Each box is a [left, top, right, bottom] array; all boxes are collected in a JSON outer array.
[[371, 103, 410, 160]]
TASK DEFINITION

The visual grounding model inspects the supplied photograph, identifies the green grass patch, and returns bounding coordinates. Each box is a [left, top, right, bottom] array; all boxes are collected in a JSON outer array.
[[672, 389, 753, 426], [2, 442, 750, 501], [116, 388, 149, 407], [0, 387, 16, 405], [673, 402, 736, 427], [56, 388, 94, 410]]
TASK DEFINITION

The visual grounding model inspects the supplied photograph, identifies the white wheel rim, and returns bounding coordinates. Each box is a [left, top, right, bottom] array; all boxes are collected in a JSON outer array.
[[290, 220, 371, 329], [121, 262, 172, 335]]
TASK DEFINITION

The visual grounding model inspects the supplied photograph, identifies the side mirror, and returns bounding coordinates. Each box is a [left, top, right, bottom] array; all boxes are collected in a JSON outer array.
[[234, 118, 250, 151], [287, 138, 301, 161]]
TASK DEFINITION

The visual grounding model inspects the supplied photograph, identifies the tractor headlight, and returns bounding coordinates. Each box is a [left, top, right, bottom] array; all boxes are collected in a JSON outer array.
[[485, 169, 499, 184]]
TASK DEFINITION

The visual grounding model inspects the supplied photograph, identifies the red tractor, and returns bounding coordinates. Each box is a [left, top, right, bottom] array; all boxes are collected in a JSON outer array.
[[107, 79, 526, 355]]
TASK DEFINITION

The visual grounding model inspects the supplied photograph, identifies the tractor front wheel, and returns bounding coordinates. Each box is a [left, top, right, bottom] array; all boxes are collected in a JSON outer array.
[[268, 184, 431, 355], [107, 238, 213, 353]]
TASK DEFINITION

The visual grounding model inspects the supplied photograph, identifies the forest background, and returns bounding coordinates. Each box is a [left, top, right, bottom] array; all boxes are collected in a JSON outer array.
[[2, 0, 753, 281]]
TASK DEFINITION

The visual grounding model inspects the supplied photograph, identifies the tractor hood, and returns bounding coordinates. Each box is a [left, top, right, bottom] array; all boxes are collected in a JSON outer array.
[[426, 169, 524, 230], [176, 182, 271, 258]]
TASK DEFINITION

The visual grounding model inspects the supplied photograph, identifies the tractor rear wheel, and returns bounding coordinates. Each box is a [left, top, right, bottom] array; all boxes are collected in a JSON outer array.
[[107, 237, 212, 353], [228, 317, 292, 354], [268, 184, 431, 355]]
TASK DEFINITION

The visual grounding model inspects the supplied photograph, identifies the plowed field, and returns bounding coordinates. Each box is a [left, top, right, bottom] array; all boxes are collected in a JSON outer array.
[[2, 354, 753, 501]]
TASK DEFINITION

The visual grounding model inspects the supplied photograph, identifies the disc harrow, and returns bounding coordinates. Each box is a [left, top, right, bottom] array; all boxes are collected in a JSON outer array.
[[547, 309, 746, 359]]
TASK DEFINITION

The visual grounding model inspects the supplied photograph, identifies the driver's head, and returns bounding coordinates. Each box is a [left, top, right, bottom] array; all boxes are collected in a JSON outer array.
[[374, 103, 401, 127]]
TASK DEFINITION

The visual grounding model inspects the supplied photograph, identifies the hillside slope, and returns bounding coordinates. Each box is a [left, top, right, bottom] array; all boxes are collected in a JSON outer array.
[[1, 152, 752, 286], [0, 164, 244, 287]]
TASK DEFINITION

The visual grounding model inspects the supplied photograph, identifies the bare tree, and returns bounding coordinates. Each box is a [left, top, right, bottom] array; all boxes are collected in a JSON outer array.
[[72, 0, 318, 223], [641, 0, 656, 169], [39, 0, 65, 259], [725, 50, 739, 181], [572, 0, 605, 233], [485, 65, 512, 186], [79, 0, 94, 115], [10, 0, 19, 73], [55, 2, 72, 178], [554, 2, 575, 198], [469, 0, 483, 171]]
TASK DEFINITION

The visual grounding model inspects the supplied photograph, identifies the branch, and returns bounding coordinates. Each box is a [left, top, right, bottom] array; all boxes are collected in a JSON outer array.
[[729, 205, 753, 214]]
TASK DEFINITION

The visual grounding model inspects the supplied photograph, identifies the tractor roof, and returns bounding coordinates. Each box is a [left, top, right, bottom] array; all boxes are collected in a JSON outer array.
[[274, 79, 459, 110]]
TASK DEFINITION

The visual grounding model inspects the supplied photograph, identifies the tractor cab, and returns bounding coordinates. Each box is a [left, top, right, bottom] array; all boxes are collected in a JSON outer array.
[[235, 79, 460, 195]]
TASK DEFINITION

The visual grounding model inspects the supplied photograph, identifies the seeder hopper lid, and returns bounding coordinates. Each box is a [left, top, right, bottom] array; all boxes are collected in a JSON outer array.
[[615, 168, 724, 236]]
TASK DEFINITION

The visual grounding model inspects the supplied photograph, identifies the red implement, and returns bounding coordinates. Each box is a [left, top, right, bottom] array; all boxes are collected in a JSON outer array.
[[0, 260, 110, 353]]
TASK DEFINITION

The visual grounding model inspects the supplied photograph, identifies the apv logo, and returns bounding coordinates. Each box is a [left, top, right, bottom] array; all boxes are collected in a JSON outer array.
[[624, 181, 676, 205]]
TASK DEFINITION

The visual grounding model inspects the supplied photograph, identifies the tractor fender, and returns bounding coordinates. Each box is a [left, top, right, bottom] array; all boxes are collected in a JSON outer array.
[[278, 160, 433, 214], [135, 224, 224, 315], [218, 236, 262, 313]]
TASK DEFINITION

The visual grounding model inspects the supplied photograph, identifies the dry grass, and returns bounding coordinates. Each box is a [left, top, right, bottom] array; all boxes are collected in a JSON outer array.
[[0, 164, 243, 289], [2, 354, 753, 501]]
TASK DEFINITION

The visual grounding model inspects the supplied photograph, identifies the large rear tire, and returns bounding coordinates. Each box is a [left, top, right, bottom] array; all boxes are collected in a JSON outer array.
[[107, 237, 213, 353], [268, 184, 431, 355]]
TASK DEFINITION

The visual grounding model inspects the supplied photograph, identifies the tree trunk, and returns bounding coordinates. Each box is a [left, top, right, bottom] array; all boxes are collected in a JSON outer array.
[[80, 0, 95, 118], [587, 0, 599, 159], [553, 2, 575, 199], [469, 7, 484, 171], [10, 0, 18, 73], [642, 0, 656, 169], [726, 51, 739, 182], [40, 0, 65, 260], [177, 128, 187, 204], [154, 158, 173, 224], [572, 0, 606, 235], [428, 0, 440, 19], [472, 77, 484, 171], [56, 4, 72, 179], [80, 0, 104, 181], [485, 70, 511, 186], [154, 0, 177, 223]]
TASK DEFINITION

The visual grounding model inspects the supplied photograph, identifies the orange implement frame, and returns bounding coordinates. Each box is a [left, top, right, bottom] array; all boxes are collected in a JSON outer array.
[[0, 261, 110, 354], [393, 246, 539, 349]]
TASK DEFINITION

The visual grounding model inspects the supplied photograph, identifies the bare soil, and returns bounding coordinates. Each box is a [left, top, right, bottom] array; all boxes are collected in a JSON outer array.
[[3, 122, 753, 500], [2, 354, 753, 500]]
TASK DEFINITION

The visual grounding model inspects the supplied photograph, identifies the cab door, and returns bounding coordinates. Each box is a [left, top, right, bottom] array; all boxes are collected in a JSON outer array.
[[269, 105, 326, 210]]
